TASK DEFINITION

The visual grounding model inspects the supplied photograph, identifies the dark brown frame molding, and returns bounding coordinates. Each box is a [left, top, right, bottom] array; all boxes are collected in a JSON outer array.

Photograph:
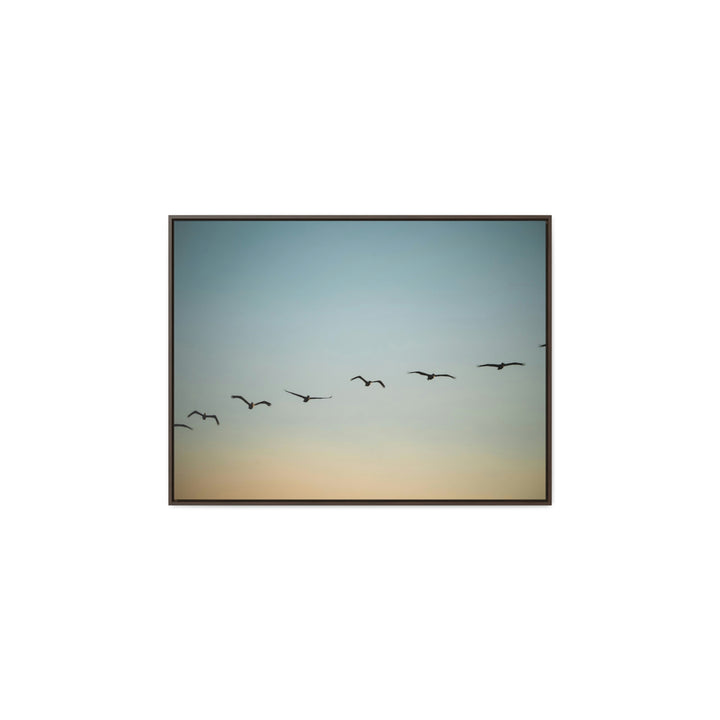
[[169, 216, 551, 505]]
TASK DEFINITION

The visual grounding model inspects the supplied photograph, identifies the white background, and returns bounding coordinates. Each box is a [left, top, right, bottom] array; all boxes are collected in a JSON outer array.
[[2, 2, 718, 718]]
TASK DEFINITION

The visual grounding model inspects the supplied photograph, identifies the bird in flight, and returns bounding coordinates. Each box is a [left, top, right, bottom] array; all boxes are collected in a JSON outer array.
[[231, 395, 272, 409], [285, 390, 332, 403], [539, 344, 547, 348], [350, 376, 385, 388], [408, 371, 455, 380], [187, 410, 220, 425], [173, 423, 193, 430], [477, 363, 525, 370]]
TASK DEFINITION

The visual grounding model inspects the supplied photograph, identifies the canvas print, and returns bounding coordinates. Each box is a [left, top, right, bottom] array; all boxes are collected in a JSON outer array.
[[170, 216, 551, 504]]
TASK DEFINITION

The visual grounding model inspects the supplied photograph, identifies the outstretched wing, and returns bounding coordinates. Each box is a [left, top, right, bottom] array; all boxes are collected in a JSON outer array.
[[409, 371, 430, 377], [308, 396, 332, 400], [187, 410, 202, 417], [436, 374, 455, 379], [207, 414, 220, 425], [231, 395, 251, 406], [539, 344, 546, 348], [350, 376, 366, 382], [285, 390, 305, 398], [505, 363, 525, 367], [174, 423, 193, 430], [255, 401, 272, 407], [371, 380, 385, 388], [477, 364, 500, 368]]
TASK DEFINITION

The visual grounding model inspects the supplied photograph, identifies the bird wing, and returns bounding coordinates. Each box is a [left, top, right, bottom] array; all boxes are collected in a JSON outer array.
[[285, 390, 305, 398], [308, 396, 332, 400], [350, 376, 366, 382], [505, 363, 525, 366], [372, 380, 385, 388], [436, 374, 455, 379], [187, 410, 202, 417], [231, 395, 251, 406], [207, 414, 220, 425], [256, 401, 271, 407], [539, 344, 546, 348], [174, 424, 192, 430], [477, 364, 499, 368], [409, 371, 430, 376]]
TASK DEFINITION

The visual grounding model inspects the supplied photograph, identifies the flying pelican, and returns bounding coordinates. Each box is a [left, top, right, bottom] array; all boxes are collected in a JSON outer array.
[[477, 363, 525, 370], [173, 423, 193, 430], [231, 395, 272, 409], [285, 390, 332, 403], [187, 410, 220, 425], [350, 376, 385, 388], [408, 371, 455, 380]]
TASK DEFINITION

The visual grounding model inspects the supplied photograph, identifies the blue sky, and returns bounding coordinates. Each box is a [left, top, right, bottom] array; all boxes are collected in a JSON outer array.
[[173, 219, 547, 499]]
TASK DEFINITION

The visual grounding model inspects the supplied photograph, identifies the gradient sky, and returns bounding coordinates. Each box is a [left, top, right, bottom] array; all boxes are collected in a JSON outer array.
[[172, 219, 547, 500]]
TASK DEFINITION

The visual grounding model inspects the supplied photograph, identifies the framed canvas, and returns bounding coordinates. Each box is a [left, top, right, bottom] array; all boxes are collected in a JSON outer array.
[[169, 216, 551, 504]]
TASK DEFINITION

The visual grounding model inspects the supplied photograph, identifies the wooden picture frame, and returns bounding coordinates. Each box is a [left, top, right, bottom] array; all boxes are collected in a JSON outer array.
[[169, 216, 551, 504]]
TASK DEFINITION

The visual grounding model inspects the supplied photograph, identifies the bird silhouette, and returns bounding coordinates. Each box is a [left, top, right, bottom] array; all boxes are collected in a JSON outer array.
[[187, 410, 220, 425], [408, 371, 455, 380], [285, 390, 332, 403], [477, 363, 525, 370], [350, 376, 385, 388], [231, 395, 272, 409], [173, 423, 193, 430]]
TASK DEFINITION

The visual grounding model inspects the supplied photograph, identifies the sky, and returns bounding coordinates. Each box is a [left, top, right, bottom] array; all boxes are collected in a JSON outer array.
[[172, 219, 547, 500]]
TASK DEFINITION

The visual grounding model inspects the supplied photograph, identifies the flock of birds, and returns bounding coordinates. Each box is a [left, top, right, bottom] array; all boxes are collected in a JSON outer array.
[[173, 345, 546, 430]]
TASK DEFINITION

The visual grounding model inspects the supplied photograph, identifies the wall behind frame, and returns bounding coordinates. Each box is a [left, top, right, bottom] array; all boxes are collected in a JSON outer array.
[[1, 2, 717, 719]]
